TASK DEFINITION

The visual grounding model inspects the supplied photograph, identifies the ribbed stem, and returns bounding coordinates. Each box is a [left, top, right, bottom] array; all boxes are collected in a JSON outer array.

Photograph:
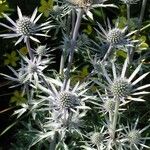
[[110, 98, 120, 140], [129, 0, 147, 64], [101, 45, 112, 63], [63, 8, 84, 89], [49, 131, 58, 150], [109, 111, 113, 124], [127, 4, 130, 28], [59, 50, 65, 75], [138, 0, 147, 30], [26, 38, 34, 61]]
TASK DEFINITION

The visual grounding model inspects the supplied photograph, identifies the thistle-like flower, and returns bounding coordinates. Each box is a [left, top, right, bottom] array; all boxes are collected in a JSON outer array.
[[37, 79, 91, 137], [81, 126, 106, 149], [90, 132, 103, 145], [67, 0, 93, 8], [19, 55, 50, 86], [121, 118, 150, 149], [96, 20, 136, 48], [39, 78, 91, 113], [66, 0, 116, 12], [0, 7, 53, 45], [100, 59, 150, 102]]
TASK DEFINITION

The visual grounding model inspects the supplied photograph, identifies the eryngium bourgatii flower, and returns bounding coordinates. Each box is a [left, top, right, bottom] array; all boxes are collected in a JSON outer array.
[[39, 78, 91, 112], [101, 59, 150, 101], [0, 7, 53, 45], [91, 132, 103, 145], [121, 0, 140, 4], [82, 126, 106, 149], [19, 55, 50, 86], [121, 118, 150, 149], [96, 20, 136, 48], [67, 0, 93, 8], [38, 79, 91, 132], [66, 0, 116, 11]]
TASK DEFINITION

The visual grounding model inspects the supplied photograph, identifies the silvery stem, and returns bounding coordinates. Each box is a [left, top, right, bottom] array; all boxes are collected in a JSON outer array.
[[63, 8, 84, 89], [59, 50, 65, 75], [101, 45, 112, 63], [26, 38, 34, 61], [138, 0, 147, 30], [110, 98, 120, 140], [49, 131, 58, 150], [127, 4, 130, 28]]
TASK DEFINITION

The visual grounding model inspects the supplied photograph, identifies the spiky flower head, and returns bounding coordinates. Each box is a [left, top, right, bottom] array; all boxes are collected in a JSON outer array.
[[91, 132, 103, 145], [103, 99, 115, 112], [111, 78, 132, 98], [35, 45, 50, 56], [107, 28, 124, 45], [96, 20, 135, 48], [100, 59, 150, 102], [121, 119, 150, 149], [59, 91, 78, 109], [121, 0, 140, 4], [67, 0, 93, 8], [19, 56, 50, 85], [0, 7, 53, 45], [128, 130, 141, 144]]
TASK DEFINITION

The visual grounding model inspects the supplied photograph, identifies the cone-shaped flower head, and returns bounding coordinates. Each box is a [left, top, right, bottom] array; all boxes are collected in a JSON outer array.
[[128, 130, 141, 144], [111, 78, 132, 98], [103, 99, 115, 112], [59, 91, 78, 109], [91, 132, 103, 145], [0, 7, 53, 44], [107, 28, 124, 45], [16, 17, 35, 36]]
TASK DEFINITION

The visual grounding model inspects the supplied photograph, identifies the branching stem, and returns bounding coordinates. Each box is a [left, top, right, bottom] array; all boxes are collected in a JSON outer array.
[[110, 98, 120, 141], [127, 4, 130, 28], [101, 45, 112, 63], [63, 8, 84, 89], [26, 38, 34, 61]]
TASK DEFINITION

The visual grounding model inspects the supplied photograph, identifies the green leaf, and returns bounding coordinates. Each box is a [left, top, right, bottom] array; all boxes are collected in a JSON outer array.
[[116, 50, 127, 58]]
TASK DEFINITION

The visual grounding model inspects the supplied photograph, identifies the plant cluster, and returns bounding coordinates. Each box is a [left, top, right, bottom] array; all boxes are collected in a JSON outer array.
[[0, 0, 150, 149]]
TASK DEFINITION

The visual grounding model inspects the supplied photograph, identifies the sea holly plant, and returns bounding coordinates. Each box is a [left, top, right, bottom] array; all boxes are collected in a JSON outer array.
[[0, 0, 150, 149]]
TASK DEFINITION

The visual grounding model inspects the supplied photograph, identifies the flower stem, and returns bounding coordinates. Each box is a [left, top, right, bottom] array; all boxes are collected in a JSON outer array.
[[26, 38, 34, 61], [59, 50, 65, 75], [101, 45, 112, 63], [127, 4, 130, 28], [49, 131, 58, 150], [138, 0, 147, 31], [129, 0, 147, 64], [63, 8, 84, 89], [110, 98, 120, 140]]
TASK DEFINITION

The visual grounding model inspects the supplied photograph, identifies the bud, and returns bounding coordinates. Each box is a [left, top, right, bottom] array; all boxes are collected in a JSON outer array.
[[103, 99, 115, 112], [111, 78, 132, 98], [128, 130, 141, 144], [91, 132, 103, 145]]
